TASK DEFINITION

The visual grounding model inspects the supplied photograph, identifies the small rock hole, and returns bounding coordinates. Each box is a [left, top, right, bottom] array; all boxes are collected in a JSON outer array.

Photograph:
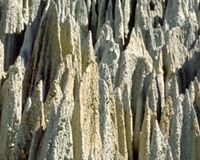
[[150, 1, 155, 11]]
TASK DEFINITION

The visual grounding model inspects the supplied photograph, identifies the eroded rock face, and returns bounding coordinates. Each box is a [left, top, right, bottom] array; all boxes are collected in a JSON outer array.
[[0, 0, 200, 159]]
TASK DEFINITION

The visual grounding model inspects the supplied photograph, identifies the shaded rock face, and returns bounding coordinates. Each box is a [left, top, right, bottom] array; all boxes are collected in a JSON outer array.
[[0, 0, 200, 159]]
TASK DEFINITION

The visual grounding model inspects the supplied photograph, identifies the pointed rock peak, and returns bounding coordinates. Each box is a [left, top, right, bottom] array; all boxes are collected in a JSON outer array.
[[146, 77, 158, 113], [82, 31, 95, 72], [170, 75, 179, 99], [188, 81, 195, 103], [60, 15, 80, 56], [106, 0, 114, 22], [144, 104, 152, 121], [75, 0, 88, 32], [48, 0, 58, 15], [85, 31, 95, 62], [23, 97, 32, 115], [114, 0, 124, 48], [48, 80, 63, 100], [97, 22, 114, 42], [194, 77, 199, 88], [150, 118, 173, 159], [114, 87, 122, 102], [184, 89, 191, 106], [152, 119, 160, 133]]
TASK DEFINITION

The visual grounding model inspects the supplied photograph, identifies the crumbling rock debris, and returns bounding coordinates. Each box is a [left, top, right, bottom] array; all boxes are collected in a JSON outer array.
[[0, 0, 200, 159]]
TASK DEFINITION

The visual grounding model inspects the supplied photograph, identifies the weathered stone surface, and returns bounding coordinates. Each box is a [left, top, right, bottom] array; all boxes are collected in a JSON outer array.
[[0, 0, 200, 159]]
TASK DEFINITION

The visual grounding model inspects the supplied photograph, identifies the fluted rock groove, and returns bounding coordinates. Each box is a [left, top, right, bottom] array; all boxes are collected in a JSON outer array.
[[0, 0, 200, 159]]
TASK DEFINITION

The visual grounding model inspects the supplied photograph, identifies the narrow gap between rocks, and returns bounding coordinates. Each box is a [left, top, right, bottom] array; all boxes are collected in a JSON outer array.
[[43, 61, 51, 101], [112, 0, 116, 20], [178, 55, 198, 94], [156, 78, 162, 122], [4, 28, 26, 71], [88, 6, 92, 31], [95, 1, 99, 17], [163, 0, 168, 18], [124, 0, 137, 49]]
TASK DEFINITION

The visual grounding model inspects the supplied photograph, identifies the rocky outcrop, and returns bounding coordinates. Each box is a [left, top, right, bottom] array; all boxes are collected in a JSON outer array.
[[0, 0, 200, 159]]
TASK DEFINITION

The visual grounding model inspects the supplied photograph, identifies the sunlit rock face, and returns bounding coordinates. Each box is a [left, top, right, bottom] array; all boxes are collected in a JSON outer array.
[[0, 0, 200, 159]]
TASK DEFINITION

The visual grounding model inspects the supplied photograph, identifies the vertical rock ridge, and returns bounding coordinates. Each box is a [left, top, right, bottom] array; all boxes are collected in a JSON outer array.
[[0, 0, 200, 160]]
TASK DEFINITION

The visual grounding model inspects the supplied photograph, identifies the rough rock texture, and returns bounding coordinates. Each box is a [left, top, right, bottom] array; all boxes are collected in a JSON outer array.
[[0, 0, 200, 159]]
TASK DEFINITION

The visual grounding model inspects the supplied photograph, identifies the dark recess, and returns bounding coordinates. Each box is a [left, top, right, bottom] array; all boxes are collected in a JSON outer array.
[[112, 0, 116, 20], [197, 28, 200, 36], [165, 0, 168, 8], [40, 0, 47, 17], [163, 0, 168, 18], [194, 104, 200, 128], [149, 1, 155, 11], [199, 2, 200, 11], [95, 1, 98, 17], [4, 28, 26, 71], [153, 16, 163, 28], [0, 6, 2, 22], [88, 5, 92, 31], [43, 60, 51, 101], [15, 29, 26, 61], [178, 53, 200, 94], [124, 0, 137, 49], [156, 78, 162, 122]]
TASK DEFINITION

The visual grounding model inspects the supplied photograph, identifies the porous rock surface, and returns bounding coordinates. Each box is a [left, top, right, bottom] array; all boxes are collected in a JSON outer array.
[[0, 0, 200, 159]]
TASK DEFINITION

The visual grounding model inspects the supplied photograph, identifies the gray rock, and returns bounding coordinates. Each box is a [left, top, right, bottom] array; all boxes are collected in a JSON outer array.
[[0, 0, 200, 159]]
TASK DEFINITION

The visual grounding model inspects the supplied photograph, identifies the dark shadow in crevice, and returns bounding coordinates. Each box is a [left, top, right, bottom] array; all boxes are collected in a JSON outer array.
[[130, 58, 150, 160], [165, 0, 168, 9], [178, 52, 200, 94], [177, 53, 200, 128], [188, 28, 200, 51], [112, 0, 116, 20], [194, 103, 200, 128], [149, 1, 155, 11], [156, 77, 162, 123], [42, 58, 51, 102], [124, 0, 137, 49], [162, 63, 168, 84], [88, 5, 92, 31], [199, 2, 200, 11], [153, 16, 163, 28], [21, 0, 48, 109], [162, 0, 168, 18], [0, 5, 2, 22], [3, 28, 26, 71], [95, 0, 99, 17]]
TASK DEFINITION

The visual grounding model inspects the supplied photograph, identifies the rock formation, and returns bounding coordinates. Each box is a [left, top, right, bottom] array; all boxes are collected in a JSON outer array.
[[0, 0, 200, 159]]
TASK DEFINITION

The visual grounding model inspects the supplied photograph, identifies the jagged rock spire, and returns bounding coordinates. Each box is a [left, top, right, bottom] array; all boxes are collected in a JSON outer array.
[[0, 0, 200, 159]]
